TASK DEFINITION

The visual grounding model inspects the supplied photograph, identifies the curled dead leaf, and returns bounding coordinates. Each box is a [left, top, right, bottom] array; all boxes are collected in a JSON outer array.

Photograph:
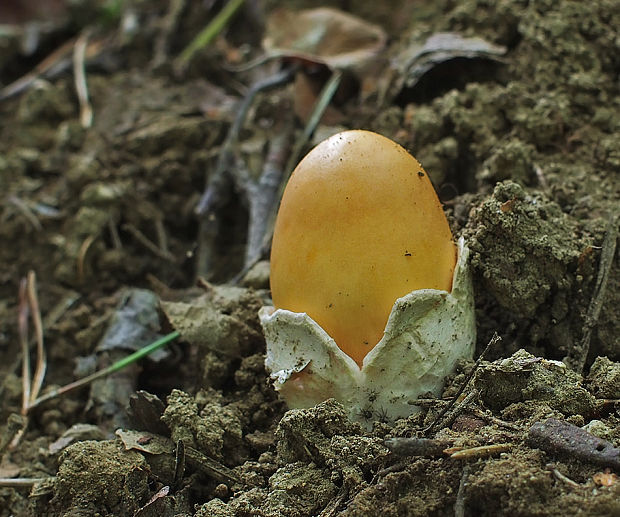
[[263, 7, 386, 72], [385, 32, 507, 102]]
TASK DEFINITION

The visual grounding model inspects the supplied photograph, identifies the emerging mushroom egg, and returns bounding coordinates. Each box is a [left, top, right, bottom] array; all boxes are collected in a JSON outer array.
[[260, 130, 475, 425]]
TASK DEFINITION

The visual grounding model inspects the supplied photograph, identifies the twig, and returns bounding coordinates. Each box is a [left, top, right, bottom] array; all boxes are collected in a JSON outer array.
[[6, 196, 43, 231], [154, 218, 170, 256], [448, 443, 511, 460], [195, 66, 296, 216], [0, 478, 51, 488], [122, 223, 177, 262], [423, 333, 500, 435], [108, 219, 123, 249], [408, 398, 451, 409], [0, 414, 27, 455], [3, 291, 80, 402], [244, 129, 291, 266], [222, 52, 281, 73], [18, 279, 31, 415], [527, 418, 620, 470], [176, 0, 245, 66], [375, 462, 409, 478], [0, 37, 77, 101], [12, 272, 46, 448], [173, 439, 186, 491], [318, 490, 348, 517], [184, 442, 240, 484], [194, 67, 296, 279], [198, 67, 341, 281], [467, 408, 522, 432], [249, 69, 344, 269], [546, 464, 580, 489], [26, 271, 46, 408], [77, 234, 97, 283], [568, 213, 618, 372], [385, 437, 449, 458], [73, 30, 93, 128], [533, 163, 548, 191], [454, 465, 471, 517], [0, 35, 109, 101], [428, 389, 479, 433], [151, 0, 187, 69], [29, 331, 180, 409], [17, 272, 47, 415]]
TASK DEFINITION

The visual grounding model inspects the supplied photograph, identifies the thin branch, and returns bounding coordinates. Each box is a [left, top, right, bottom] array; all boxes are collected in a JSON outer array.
[[154, 218, 170, 256], [73, 30, 93, 128], [0, 477, 51, 488], [0, 34, 110, 101], [26, 271, 46, 407], [244, 129, 291, 266], [454, 465, 471, 517], [151, 0, 187, 69], [318, 490, 348, 517], [385, 437, 450, 458], [546, 464, 580, 489], [77, 234, 97, 284], [108, 219, 123, 250], [570, 213, 618, 372], [122, 223, 177, 262], [468, 407, 521, 432], [234, 69, 344, 283], [448, 443, 511, 460], [0, 414, 27, 455], [429, 389, 479, 433], [194, 67, 296, 279], [258, 69, 343, 259], [183, 442, 239, 484], [18, 279, 30, 415], [423, 333, 500, 435], [13, 272, 46, 449], [195, 66, 297, 216], [6, 196, 43, 231], [0, 37, 77, 101]]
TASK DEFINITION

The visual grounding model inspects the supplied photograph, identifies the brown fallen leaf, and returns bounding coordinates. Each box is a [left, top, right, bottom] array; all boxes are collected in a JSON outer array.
[[263, 7, 386, 72], [384, 32, 507, 102]]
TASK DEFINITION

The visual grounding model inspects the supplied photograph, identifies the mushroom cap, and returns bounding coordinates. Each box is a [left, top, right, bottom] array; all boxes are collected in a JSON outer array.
[[270, 130, 456, 366]]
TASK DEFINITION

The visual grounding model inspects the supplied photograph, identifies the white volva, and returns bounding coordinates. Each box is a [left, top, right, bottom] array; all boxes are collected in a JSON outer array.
[[260, 238, 476, 427]]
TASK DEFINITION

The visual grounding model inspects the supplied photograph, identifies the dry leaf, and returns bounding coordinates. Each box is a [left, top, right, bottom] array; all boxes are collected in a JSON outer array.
[[397, 32, 507, 88], [263, 7, 386, 71], [116, 429, 174, 455], [384, 32, 507, 101]]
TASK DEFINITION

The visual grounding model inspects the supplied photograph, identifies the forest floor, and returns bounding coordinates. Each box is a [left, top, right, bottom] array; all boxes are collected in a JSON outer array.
[[0, 0, 618, 516]]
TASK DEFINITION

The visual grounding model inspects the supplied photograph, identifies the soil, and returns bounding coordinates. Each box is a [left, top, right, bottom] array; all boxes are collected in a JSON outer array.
[[0, 0, 618, 516]]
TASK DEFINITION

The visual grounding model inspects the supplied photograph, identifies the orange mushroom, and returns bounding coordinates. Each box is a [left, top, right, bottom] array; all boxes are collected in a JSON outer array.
[[270, 130, 456, 367]]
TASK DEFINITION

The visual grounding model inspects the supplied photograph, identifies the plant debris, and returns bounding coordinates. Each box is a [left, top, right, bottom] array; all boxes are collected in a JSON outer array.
[[527, 418, 620, 471]]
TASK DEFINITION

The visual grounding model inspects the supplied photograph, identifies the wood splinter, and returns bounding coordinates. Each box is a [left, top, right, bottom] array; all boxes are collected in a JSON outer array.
[[527, 418, 620, 470]]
